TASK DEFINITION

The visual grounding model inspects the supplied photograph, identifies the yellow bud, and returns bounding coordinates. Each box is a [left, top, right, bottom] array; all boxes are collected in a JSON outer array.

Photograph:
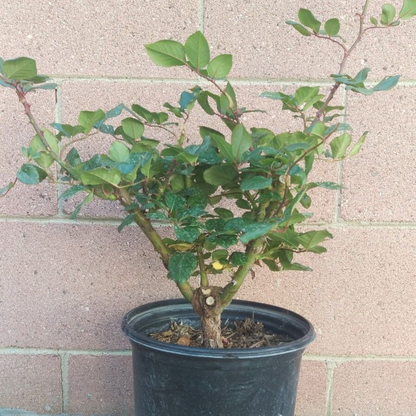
[[212, 261, 224, 270]]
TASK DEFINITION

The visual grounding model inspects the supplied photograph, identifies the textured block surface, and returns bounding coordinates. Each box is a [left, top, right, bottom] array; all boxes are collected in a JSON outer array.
[[0, 355, 62, 414]]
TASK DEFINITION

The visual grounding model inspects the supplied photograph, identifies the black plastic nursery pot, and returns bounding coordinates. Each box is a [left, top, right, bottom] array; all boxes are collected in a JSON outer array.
[[122, 298, 315, 416]]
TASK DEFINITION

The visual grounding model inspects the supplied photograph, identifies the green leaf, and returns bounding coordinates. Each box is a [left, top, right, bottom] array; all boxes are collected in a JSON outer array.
[[108, 141, 130, 163], [370, 16, 379, 25], [297, 230, 332, 250], [206, 234, 237, 248], [65, 147, 81, 167], [240, 176, 272, 192], [145, 40, 186, 67], [298, 8, 321, 33], [165, 192, 186, 212], [207, 54, 232, 79], [4, 57, 37, 80], [295, 86, 320, 106], [168, 252, 197, 284], [240, 223, 274, 245], [122, 118, 144, 139], [313, 181, 342, 190], [80, 168, 122, 186], [231, 124, 252, 162], [0, 57, 5, 76], [330, 133, 352, 159], [131, 104, 153, 123], [381, 4, 396, 25], [348, 132, 368, 157], [59, 185, 88, 200], [214, 208, 234, 219], [118, 213, 135, 232], [203, 165, 237, 186], [16, 164, 47, 184], [51, 123, 85, 138], [185, 31, 210, 70], [29, 131, 59, 169], [70, 192, 94, 219], [174, 225, 200, 243], [399, 0, 416, 19], [373, 75, 400, 92], [324, 18, 340, 36], [229, 252, 248, 266], [204, 128, 234, 162], [78, 109, 106, 134], [0, 182, 14, 196], [286, 21, 311, 36]]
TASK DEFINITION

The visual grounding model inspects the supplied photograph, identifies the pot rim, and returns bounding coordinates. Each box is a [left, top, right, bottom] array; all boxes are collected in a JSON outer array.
[[122, 298, 316, 359]]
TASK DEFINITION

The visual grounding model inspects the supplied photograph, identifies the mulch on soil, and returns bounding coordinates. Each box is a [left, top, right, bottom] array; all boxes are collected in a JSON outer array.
[[150, 317, 293, 348]]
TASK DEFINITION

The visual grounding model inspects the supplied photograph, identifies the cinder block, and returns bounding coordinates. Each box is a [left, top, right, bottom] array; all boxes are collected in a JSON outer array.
[[0, 222, 175, 350], [340, 85, 416, 222], [68, 355, 133, 416], [238, 227, 416, 356], [332, 360, 416, 415], [0, 0, 199, 78], [296, 360, 327, 416], [0, 87, 58, 217], [0, 354, 62, 414]]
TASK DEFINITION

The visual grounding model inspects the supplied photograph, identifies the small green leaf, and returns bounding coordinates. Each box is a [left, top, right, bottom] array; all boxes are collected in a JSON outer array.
[[214, 208, 234, 219], [78, 109, 106, 134], [29, 131, 59, 169], [330, 133, 352, 159], [145, 40, 186, 67], [294, 86, 320, 106], [286, 21, 311, 36], [0, 182, 14, 196], [231, 124, 252, 162], [399, 0, 416, 19], [298, 8, 321, 33], [240, 176, 272, 192], [174, 225, 200, 243], [4, 57, 37, 80], [109, 141, 130, 163], [206, 234, 237, 248], [59, 185, 88, 200], [324, 18, 340, 36], [131, 104, 153, 123], [297, 230, 332, 250], [16, 164, 47, 184], [80, 168, 122, 186], [207, 54, 233, 79], [118, 213, 135, 232], [203, 165, 238, 186], [348, 132, 368, 157], [185, 31, 210, 70], [70, 192, 94, 219], [165, 192, 187, 212], [229, 252, 248, 266], [370, 16, 379, 25], [373, 75, 400, 92], [122, 118, 144, 139], [168, 252, 197, 284], [240, 223, 274, 245], [65, 148, 81, 167], [381, 4, 396, 25]]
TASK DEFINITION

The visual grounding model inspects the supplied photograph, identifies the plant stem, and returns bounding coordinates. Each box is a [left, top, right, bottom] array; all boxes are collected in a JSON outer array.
[[117, 187, 194, 302], [314, 0, 372, 122], [196, 244, 209, 287], [220, 237, 265, 308]]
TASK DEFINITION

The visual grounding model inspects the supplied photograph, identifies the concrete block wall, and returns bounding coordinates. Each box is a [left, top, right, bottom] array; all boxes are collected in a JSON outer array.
[[1, 1, 415, 415]]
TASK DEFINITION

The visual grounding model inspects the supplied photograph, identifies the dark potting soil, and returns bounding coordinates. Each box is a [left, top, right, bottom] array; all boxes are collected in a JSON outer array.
[[150, 317, 293, 348]]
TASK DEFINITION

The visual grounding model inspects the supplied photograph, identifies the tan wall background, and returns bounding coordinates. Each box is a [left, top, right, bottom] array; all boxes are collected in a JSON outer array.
[[1, 0, 416, 415]]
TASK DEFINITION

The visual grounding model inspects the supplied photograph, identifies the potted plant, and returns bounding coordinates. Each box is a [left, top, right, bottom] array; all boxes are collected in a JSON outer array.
[[1, 1, 414, 415]]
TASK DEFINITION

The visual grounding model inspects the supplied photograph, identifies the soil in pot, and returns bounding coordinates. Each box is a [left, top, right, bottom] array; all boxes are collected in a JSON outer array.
[[150, 317, 294, 348]]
